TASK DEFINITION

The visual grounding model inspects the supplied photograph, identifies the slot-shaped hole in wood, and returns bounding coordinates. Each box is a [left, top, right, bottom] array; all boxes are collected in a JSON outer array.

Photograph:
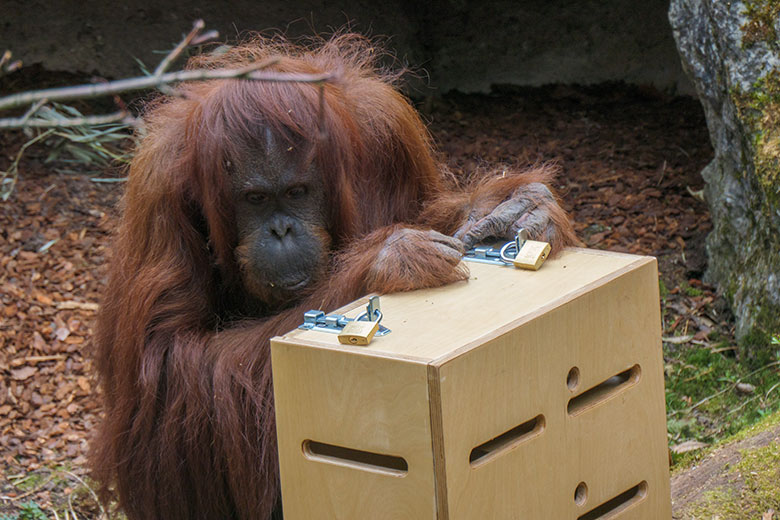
[[577, 481, 648, 520], [302, 440, 408, 477], [567, 365, 641, 416], [469, 414, 545, 468]]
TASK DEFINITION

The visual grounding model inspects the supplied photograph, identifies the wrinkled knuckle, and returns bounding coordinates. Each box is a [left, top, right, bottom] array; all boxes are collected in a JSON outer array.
[[516, 182, 553, 201], [488, 214, 512, 236], [463, 229, 482, 245], [455, 221, 474, 239], [387, 227, 415, 246], [481, 213, 502, 230], [533, 183, 554, 200], [395, 228, 413, 239]]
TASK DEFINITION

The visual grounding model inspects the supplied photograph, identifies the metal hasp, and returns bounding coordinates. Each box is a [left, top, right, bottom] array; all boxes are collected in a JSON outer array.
[[298, 295, 391, 337], [463, 229, 530, 266], [463, 228, 550, 271]]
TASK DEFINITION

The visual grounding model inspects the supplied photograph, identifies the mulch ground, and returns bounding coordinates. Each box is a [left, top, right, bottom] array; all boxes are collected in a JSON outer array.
[[0, 81, 718, 515]]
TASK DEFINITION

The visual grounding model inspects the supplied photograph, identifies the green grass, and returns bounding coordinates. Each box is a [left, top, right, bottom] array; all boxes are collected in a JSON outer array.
[[682, 435, 780, 519], [665, 334, 780, 463], [0, 502, 48, 520], [1, 467, 107, 520]]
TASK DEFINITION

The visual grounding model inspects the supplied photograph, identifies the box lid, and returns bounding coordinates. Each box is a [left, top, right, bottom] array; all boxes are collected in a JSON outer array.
[[273, 248, 652, 364]]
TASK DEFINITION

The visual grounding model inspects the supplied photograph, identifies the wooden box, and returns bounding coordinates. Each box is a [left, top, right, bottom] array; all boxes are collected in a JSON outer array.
[[271, 249, 672, 519]]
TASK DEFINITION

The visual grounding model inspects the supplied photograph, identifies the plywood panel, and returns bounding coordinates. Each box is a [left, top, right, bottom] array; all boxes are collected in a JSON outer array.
[[271, 342, 437, 519], [280, 249, 646, 362], [436, 260, 671, 519]]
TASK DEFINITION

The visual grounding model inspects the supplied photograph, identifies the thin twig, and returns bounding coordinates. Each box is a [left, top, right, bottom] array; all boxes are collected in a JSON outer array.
[[0, 128, 54, 198], [20, 98, 48, 125], [765, 381, 780, 400], [8, 473, 56, 501], [12, 354, 68, 365], [0, 50, 22, 75], [0, 110, 134, 129], [154, 19, 207, 76], [727, 394, 758, 415], [62, 470, 105, 518], [668, 359, 780, 417], [0, 64, 335, 112], [191, 30, 219, 46]]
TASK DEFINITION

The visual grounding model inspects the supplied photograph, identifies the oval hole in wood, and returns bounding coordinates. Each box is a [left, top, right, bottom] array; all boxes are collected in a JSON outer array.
[[567, 366, 581, 391], [469, 414, 545, 468], [567, 364, 641, 416], [574, 481, 588, 506], [577, 481, 648, 520], [302, 440, 408, 477]]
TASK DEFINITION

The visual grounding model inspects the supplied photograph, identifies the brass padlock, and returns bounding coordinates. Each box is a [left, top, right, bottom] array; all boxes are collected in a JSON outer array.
[[338, 319, 380, 346], [513, 239, 551, 270]]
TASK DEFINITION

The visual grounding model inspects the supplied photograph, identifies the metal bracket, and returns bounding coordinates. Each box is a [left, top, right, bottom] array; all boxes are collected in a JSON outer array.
[[298, 295, 391, 336]]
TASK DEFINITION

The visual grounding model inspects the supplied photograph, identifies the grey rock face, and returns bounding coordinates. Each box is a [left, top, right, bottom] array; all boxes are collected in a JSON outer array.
[[669, 0, 780, 339]]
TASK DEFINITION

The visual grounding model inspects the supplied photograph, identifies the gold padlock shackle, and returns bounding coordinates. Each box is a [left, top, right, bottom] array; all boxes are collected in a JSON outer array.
[[356, 309, 383, 324], [499, 228, 530, 264], [356, 295, 383, 324]]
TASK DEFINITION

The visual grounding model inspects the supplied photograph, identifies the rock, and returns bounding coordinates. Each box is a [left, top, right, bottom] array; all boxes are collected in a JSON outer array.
[[669, 0, 780, 341]]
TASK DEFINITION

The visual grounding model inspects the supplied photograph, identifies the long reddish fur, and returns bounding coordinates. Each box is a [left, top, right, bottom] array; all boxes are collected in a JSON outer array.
[[91, 34, 576, 519]]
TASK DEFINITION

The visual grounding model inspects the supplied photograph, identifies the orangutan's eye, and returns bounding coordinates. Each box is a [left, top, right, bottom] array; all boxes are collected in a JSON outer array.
[[246, 192, 269, 205], [285, 185, 307, 199]]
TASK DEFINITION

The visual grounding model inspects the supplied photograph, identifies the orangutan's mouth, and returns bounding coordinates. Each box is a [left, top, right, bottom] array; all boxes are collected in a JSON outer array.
[[272, 275, 310, 291]]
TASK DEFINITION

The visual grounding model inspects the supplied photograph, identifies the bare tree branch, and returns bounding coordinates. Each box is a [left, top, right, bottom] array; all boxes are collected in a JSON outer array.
[[0, 19, 335, 125], [0, 66, 334, 114]]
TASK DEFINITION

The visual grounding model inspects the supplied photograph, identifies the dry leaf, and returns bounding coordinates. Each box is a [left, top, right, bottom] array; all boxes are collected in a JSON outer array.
[[35, 292, 54, 306], [662, 335, 694, 344], [55, 327, 70, 341], [736, 383, 756, 394], [18, 251, 37, 262], [76, 377, 91, 393], [670, 440, 709, 454], [67, 318, 81, 332], [11, 366, 37, 381], [32, 331, 47, 351]]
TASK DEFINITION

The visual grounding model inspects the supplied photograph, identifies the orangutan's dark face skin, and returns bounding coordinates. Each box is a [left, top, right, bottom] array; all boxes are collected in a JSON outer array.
[[230, 129, 330, 303]]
